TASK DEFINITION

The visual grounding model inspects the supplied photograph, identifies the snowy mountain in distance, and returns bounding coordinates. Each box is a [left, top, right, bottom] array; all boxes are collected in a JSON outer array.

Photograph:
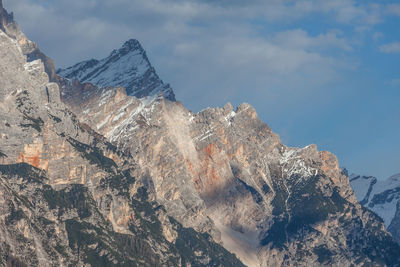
[[349, 173, 377, 205], [350, 172, 400, 242], [57, 39, 175, 101]]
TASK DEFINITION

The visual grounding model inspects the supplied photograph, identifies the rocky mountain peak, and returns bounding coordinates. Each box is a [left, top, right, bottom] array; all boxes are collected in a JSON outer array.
[[4, 3, 400, 266], [0, 10, 244, 266], [109, 39, 146, 60], [122, 38, 144, 52], [0, 0, 14, 32], [0, 1, 57, 83], [57, 39, 175, 101]]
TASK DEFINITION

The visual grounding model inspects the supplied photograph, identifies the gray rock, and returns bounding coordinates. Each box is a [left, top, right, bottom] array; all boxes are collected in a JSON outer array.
[[61, 67, 400, 266], [0, 5, 244, 266]]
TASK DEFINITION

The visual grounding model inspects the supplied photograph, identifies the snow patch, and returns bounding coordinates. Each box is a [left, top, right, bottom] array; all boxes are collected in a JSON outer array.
[[224, 111, 236, 125], [98, 90, 114, 107], [24, 60, 42, 72], [96, 115, 111, 130], [280, 147, 317, 179]]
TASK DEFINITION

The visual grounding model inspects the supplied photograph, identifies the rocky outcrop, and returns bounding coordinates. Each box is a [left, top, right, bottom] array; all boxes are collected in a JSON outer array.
[[0, 0, 13, 32], [0, 9, 244, 266], [0, 1, 56, 82], [2, 1, 400, 265], [61, 69, 400, 265]]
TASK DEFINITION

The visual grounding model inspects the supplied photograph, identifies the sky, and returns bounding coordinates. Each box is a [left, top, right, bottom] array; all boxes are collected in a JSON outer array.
[[3, 0, 400, 179]]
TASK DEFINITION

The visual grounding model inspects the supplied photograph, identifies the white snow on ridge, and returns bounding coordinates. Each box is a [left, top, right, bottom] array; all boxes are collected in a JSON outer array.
[[57, 59, 98, 81], [280, 147, 317, 179], [224, 111, 236, 125], [24, 59, 42, 72], [350, 172, 400, 227], [57, 39, 174, 100], [96, 114, 111, 130], [83, 49, 150, 89]]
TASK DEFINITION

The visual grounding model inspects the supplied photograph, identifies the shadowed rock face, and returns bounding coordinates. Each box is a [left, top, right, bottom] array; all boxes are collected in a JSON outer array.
[[0, 0, 13, 32], [0, 9, 244, 267], [2, 1, 400, 265], [61, 67, 400, 266]]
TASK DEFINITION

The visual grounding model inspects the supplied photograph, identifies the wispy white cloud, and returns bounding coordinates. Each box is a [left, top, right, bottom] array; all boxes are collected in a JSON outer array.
[[0, 0, 386, 109], [273, 29, 352, 51], [372, 32, 384, 41], [380, 42, 400, 53], [386, 4, 400, 16]]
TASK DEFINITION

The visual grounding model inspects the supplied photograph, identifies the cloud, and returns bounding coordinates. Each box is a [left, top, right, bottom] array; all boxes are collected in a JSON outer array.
[[387, 4, 400, 16], [372, 32, 384, 41], [273, 29, 352, 51], [0, 0, 378, 111], [386, 79, 400, 87], [380, 42, 400, 53]]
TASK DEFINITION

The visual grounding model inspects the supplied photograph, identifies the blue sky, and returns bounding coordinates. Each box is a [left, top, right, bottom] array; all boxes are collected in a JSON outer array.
[[4, 0, 400, 179]]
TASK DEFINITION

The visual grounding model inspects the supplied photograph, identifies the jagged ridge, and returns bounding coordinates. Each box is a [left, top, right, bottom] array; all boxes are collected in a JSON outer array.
[[0, 4, 244, 266], [2, 0, 400, 265], [57, 39, 175, 101]]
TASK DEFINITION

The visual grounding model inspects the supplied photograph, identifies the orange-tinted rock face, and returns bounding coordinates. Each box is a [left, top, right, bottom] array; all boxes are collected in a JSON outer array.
[[17, 143, 45, 169], [184, 140, 234, 200], [320, 151, 342, 183]]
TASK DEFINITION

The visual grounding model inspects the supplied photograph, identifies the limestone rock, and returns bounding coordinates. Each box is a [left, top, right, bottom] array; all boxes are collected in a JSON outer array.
[[0, 11, 244, 267], [62, 75, 400, 266]]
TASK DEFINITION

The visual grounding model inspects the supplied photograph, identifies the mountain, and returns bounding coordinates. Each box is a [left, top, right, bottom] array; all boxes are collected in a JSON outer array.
[[59, 42, 400, 266], [2, 1, 400, 266], [56, 39, 175, 101], [350, 173, 400, 243], [0, 3, 244, 266]]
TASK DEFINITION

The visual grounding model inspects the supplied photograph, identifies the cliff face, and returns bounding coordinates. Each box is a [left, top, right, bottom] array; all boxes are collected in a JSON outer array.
[[0, 3, 244, 266], [2, 1, 400, 266], [0, 2, 56, 82], [60, 45, 400, 266]]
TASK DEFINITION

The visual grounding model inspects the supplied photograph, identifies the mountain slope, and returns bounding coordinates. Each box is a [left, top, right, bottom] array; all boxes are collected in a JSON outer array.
[[60, 57, 400, 266], [350, 173, 400, 243], [57, 39, 175, 101], [0, 3, 244, 266], [3, 1, 400, 266]]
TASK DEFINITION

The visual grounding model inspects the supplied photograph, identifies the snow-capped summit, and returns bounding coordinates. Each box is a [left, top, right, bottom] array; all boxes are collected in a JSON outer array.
[[57, 39, 175, 101]]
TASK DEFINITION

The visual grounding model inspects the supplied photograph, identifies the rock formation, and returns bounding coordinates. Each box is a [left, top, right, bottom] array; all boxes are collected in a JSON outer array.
[[1, 0, 400, 266], [57, 39, 175, 101], [0, 2, 244, 266], [59, 37, 400, 267]]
